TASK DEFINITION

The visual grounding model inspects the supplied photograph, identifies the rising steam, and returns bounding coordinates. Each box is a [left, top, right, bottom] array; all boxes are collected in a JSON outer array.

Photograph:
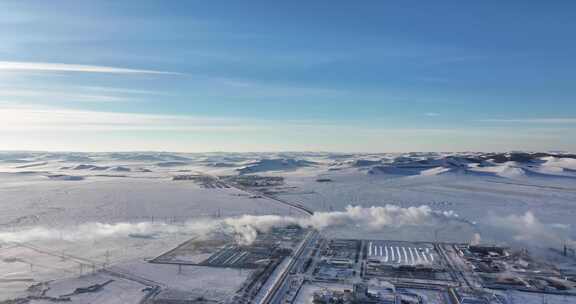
[[485, 211, 575, 247], [0, 204, 462, 245], [224, 205, 461, 244], [0, 221, 219, 243], [1, 205, 571, 250]]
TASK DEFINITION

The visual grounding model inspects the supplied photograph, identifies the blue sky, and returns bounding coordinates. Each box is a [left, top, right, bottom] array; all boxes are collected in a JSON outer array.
[[1, 1, 575, 152]]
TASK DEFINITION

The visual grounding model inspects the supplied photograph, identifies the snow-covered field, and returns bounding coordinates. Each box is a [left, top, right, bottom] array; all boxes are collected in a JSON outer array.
[[28, 273, 146, 304], [1, 151, 575, 302]]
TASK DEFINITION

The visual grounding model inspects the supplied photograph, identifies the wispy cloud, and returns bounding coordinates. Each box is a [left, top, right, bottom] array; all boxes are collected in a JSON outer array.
[[0, 105, 258, 131], [0, 89, 132, 103], [77, 86, 166, 95], [424, 112, 440, 117], [0, 61, 180, 75], [1, 104, 574, 152], [0, 104, 461, 134], [478, 118, 576, 124]]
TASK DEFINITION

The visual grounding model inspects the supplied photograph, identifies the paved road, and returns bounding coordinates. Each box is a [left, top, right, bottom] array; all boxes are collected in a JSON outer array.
[[208, 173, 318, 304], [262, 229, 319, 304]]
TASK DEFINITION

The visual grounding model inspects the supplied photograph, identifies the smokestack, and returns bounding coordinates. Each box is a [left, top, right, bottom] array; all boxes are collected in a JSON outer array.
[[470, 233, 481, 246]]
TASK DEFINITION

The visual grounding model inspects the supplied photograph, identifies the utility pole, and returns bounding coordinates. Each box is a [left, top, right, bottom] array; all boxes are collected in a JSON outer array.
[[105, 250, 110, 268]]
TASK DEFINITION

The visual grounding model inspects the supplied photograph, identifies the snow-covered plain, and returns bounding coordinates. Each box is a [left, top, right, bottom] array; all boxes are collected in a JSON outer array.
[[1, 151, 576, 302]]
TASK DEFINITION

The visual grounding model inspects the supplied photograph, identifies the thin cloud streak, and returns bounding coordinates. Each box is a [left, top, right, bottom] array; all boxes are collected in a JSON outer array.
[[2, 104, 573, 143], [0, 105, 462, 134], [0, 61, 180, 75], [478, 118, 576, 124], [0, 106, 256, 131], [1, 105, 574, 152], [0, 89, 132, 103]]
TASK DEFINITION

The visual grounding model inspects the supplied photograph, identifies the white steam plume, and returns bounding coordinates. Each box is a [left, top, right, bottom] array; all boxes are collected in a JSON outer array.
[[0, 221, 219, 243], [471, 233, 482, 246], [224, 205, 462, 244], [304, 205, 459, 230], [0, 205, 463, 245], [485, 211, 574, 247]]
